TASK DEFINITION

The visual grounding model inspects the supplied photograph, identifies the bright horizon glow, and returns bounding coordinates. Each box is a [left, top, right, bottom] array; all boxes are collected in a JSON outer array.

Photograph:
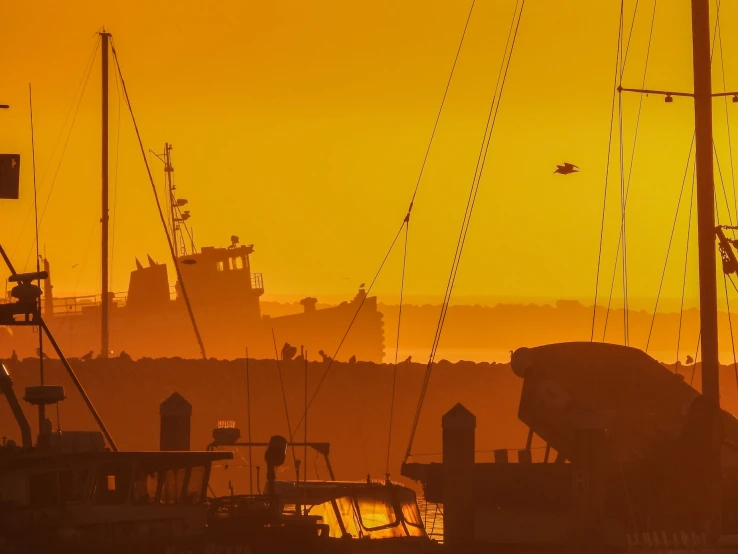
[[1, 1, 737, 316]]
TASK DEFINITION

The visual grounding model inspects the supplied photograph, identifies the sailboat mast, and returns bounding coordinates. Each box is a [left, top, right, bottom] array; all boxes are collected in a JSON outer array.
[[691, 0, 722, 536], [100, 31, 111, 359]]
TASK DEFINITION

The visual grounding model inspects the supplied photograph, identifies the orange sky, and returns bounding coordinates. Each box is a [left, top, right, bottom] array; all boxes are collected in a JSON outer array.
[[1, 1, 737, 310]]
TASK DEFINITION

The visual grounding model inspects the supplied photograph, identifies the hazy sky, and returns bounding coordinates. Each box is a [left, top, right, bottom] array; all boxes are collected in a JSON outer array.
[[1, 1, 737, 310]]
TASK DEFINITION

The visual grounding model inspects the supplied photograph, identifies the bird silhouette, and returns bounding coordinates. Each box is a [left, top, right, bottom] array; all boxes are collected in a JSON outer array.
[[359, 283, 365, 288], [81, 350, 94, 362], [404, 355, 412, 364], [35, 348, 49, 360], [281, 342, 297, 361], [349, 355, 357, 364], [686, 355, 694, 365], [554, 163, 579, 175]]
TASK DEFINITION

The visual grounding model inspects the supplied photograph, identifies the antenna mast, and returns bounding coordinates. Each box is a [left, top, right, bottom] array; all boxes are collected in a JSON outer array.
[[100, 30, 111, 359], [164, 143, 178, 256]]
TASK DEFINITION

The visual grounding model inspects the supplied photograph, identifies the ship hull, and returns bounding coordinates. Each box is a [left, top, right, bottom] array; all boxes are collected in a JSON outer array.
[[0, 294, 384, 362]]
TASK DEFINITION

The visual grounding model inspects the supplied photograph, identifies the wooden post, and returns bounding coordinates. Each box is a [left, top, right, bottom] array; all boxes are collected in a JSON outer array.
[[442, 403, 476, 552], [571, 413, 607, 553], [160, 392, 192, 451]]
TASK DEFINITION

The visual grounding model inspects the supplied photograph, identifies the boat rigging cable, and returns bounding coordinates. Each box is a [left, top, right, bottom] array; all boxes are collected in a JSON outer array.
[[110, 38, 207, 359], [110, 58, 123, 294], [592, 0, 645, 342], [716, 3, 737, 224], [675, 173, 696, 369], [645, 1, 728, 353], [612, 0, 658, 344], [715, 151, 738, 384], [716, 0, 738, 386], [29, 84, 44, 380], [715, 144, 735, 227], [644, 142, 695, 352], [13, 36, 101, 265], [405, 0, 526, 462], [286, 0, 478, 440], [691, 333, 702, 386], [591, 9, 626, 342], [618, 1, 631, 345], [385, 220, 409, 478], [271, 329, 299, 480], [722, 268, 738, 386], [611, 1, 658, 344], [602, 0, 657, 344], [246, 347, 254, 494]]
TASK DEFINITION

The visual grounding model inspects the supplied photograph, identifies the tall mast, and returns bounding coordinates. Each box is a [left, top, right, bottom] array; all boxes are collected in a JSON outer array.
[[691, 0, 722, 537], [100, 31, 111, 359]]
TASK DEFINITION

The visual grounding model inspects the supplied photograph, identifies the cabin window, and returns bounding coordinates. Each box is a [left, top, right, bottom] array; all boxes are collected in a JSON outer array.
[[229, 258, 234, 270], [160, 468, 186, 505], [29, 472, 59, 507], [58, 469, 89, 504], [183, 465, 206, 504], [217, 261, 224, 272], [93, 463, 132, 505], [132, 466, 160, 504], [354, 489, 404, 538], [398, 490, 425, 537], [309, 497, 361, 538], [235, 257, 243, 270]]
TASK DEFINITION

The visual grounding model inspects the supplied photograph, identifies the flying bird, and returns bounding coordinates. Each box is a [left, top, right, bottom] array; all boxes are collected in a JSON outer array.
[[71, 264, 79, 269], [554, 163, 579, 175]]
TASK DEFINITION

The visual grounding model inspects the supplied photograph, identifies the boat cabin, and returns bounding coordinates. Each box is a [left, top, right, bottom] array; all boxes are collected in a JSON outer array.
[[208, 480, 427, 540], [281, 480, 427, 539], [0, 450, 231, 550]]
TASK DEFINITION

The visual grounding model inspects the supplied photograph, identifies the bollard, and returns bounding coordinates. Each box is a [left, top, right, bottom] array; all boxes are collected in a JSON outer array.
[[160, 392, 192, 451], [442, 403, 476, 552]]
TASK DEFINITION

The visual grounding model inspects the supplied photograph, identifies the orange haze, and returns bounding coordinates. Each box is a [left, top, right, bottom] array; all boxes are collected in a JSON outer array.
[[1, 1, 738, 318]]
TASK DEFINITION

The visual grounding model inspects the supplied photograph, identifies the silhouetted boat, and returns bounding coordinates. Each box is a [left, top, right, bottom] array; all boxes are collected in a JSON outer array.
[[0, 29, 411, 554], [0, 46, 385, 364], [401, 1, 738, 552], [0, 234, 385, 363], [202, 431, 438, 553], [0, 247, 234, 553]]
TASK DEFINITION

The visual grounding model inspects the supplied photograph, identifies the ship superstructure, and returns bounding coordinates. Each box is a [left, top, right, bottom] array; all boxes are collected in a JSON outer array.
[[0, 240, 384, 361]]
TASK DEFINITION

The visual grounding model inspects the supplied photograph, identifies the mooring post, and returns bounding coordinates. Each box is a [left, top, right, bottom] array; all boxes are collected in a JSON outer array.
[[442, 403, 476, 552], [571, 412, 607, 553], [160, 392, 192, 451]]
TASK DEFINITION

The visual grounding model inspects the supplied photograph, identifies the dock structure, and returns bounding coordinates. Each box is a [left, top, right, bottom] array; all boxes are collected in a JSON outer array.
[[402, 342, 738, 552]]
